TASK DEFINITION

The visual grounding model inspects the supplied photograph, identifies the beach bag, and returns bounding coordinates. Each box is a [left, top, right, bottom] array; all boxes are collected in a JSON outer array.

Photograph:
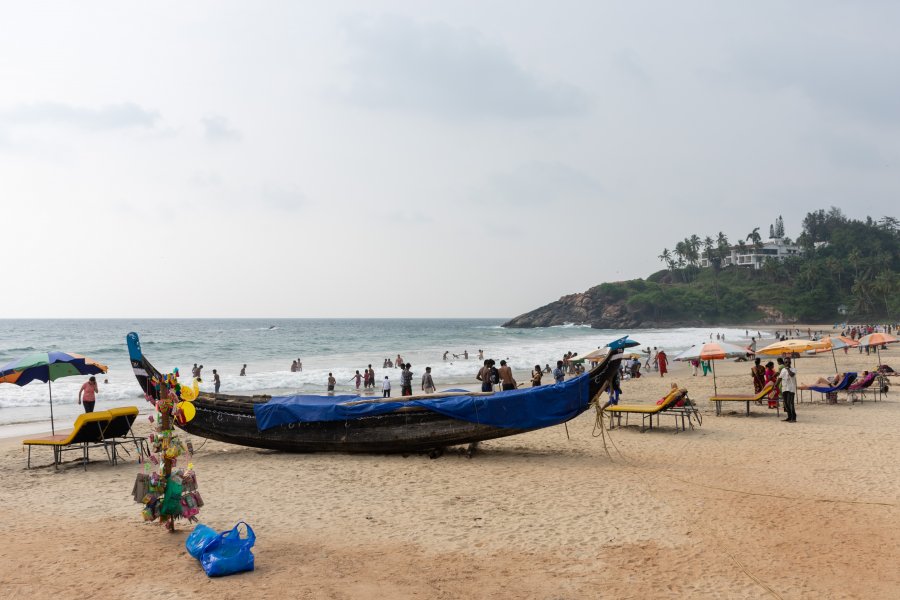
[[200, 521, 256, 577], [185, 523, 218, 559]]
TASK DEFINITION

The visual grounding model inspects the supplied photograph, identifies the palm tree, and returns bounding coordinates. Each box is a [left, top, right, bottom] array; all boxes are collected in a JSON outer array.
[[746, 227, 763, 251], [872, 272, 897, 314], [658, 248, 672, 268]]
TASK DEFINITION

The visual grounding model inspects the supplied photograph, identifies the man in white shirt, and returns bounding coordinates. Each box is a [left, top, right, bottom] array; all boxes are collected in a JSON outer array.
[[779, 358, 797, 422]]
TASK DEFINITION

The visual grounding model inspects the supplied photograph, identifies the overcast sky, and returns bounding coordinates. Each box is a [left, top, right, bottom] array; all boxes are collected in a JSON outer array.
[[2, 1, 898, 318]]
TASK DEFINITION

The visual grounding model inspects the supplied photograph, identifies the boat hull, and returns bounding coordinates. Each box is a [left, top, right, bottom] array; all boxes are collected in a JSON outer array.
[[181, 397, 539, 453]]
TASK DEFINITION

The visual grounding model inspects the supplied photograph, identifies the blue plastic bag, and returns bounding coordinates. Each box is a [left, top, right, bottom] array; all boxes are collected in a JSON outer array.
[[200, 521, 256, 577], [185, 524, 218, 559]]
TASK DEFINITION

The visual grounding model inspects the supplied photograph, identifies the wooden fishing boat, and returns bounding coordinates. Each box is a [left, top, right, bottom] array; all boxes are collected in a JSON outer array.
[[126, 332, 627, 454]]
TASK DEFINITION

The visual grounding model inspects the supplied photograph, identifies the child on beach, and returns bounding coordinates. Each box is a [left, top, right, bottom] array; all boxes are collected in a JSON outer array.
[[382, 376, 391, 398]]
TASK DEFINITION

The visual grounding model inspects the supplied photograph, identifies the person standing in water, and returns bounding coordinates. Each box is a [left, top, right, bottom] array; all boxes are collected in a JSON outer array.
[[212, 369, 220, 394], [382, 376, 391, 398], [78, 376, 99, 413], [240, 364, 246, 376], [327, 373, 336, 393]]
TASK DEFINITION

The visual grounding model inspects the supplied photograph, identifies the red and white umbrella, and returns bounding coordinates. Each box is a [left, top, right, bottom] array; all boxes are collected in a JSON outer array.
[[673, 341, 751, 395]]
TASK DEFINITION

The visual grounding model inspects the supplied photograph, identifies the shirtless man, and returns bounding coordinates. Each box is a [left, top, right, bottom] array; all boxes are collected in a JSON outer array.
[[497, 360, 517, 391]]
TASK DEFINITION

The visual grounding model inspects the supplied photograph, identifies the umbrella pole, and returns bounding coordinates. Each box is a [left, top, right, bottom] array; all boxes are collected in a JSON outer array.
[[712, 360, 718, 396], [48, 380, 55, 436], [832, 348, 838, 373]]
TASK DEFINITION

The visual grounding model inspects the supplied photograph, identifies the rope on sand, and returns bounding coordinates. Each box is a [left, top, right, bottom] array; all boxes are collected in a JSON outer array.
[[729, 553, 785, 600]]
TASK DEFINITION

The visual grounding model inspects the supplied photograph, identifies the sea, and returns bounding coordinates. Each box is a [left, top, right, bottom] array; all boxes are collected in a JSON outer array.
[[0, 319, 769, 436]]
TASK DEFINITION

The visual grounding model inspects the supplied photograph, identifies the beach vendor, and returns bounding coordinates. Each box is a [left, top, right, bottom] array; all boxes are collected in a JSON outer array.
[[78, 376, 99, 413]]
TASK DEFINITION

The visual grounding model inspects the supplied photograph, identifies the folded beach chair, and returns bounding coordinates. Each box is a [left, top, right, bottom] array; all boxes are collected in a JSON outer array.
[[101, 406, 145, 465], [709, 382, 775, 417], [23, 411, 113, 470], [799, 372, 856, 403], [844, 372, 878, 402], [605, 388, 696, 432]]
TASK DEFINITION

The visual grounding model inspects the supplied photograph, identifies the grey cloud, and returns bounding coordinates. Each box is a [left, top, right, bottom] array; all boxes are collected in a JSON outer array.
[[613, 50, 652, 88], [261, 185, 305, 211], [0, 102, 159, 130], [483, 161, 602, 207], [339, 15, 588, 119], [202, 115, 241, 143], [727, 35, 900, 125]]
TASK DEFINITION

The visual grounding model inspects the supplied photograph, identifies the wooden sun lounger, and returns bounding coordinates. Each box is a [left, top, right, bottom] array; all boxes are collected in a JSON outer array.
[[606, 388, 698, 432], [23, 411, 113, 469], [709, 382, 776, 417]]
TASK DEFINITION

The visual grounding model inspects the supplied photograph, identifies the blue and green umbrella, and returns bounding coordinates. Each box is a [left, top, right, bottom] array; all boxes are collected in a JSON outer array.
[[0, 351, 108, 434]]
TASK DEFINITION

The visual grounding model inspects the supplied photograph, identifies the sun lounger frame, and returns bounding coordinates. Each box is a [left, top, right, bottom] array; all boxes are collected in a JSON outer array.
[[101, 407, 147, 465], [23, 411, 113, 470], [709, 382, 778, 417], [606, 389, 700, 432]]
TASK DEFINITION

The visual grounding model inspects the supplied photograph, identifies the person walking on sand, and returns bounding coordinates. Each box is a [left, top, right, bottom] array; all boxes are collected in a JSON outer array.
[[327, 373, 336, 393], [657, 350, 668, 377], [690, 359, 699, 376], [701, 359, 711, 376], [421, 366, 435, 394], [780, 358, 797, 422], [78, 376, 99, 413], [240, 364, 246, 376], [498, 360, 517, 391], [400, 363, 413, 396], [382, 376, 391, 398], [531, 365, 543, 387], [212, 369, 220, 394]]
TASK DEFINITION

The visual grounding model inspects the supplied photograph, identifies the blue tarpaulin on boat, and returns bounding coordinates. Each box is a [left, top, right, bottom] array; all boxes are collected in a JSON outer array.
[[253, 374, 592, 431]]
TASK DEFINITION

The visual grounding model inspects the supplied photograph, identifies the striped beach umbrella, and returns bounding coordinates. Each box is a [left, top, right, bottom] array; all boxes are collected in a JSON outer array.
[[858, 333, 898, 368], [673, 341, 751, 396], [817, 336, 860, 372], [0, 351, 108, 434]]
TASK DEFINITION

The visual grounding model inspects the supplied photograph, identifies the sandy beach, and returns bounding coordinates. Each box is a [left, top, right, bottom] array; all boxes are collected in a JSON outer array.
[[2, 340, 898, 599]]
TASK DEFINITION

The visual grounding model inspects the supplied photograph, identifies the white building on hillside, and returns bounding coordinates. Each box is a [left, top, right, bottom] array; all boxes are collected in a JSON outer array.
[[700, 238, 801, 270]]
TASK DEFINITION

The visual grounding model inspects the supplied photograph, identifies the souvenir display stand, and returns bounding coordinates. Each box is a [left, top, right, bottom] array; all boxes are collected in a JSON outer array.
[[132, 370, 203, 531]]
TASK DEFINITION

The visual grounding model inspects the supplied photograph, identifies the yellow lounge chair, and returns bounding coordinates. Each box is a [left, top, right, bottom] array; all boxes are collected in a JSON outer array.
[[101, 406, 145, 465], [606, 388, 697, 431], [23, 411, 113, 469], [709, 382, 776, 416]]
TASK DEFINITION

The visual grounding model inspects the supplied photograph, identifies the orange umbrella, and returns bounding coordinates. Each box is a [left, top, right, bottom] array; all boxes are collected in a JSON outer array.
[[757, 339, 828, 355], [858, 333, 898, 368]]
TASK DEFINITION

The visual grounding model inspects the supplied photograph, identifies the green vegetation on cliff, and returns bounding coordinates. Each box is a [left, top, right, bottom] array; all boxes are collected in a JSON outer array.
[[505, 209, 900, 328]]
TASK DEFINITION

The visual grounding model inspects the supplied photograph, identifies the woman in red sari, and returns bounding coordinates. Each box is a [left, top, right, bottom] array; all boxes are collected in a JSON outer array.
[[657, 350, 668, 377], [764, 361, 779, 409]]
